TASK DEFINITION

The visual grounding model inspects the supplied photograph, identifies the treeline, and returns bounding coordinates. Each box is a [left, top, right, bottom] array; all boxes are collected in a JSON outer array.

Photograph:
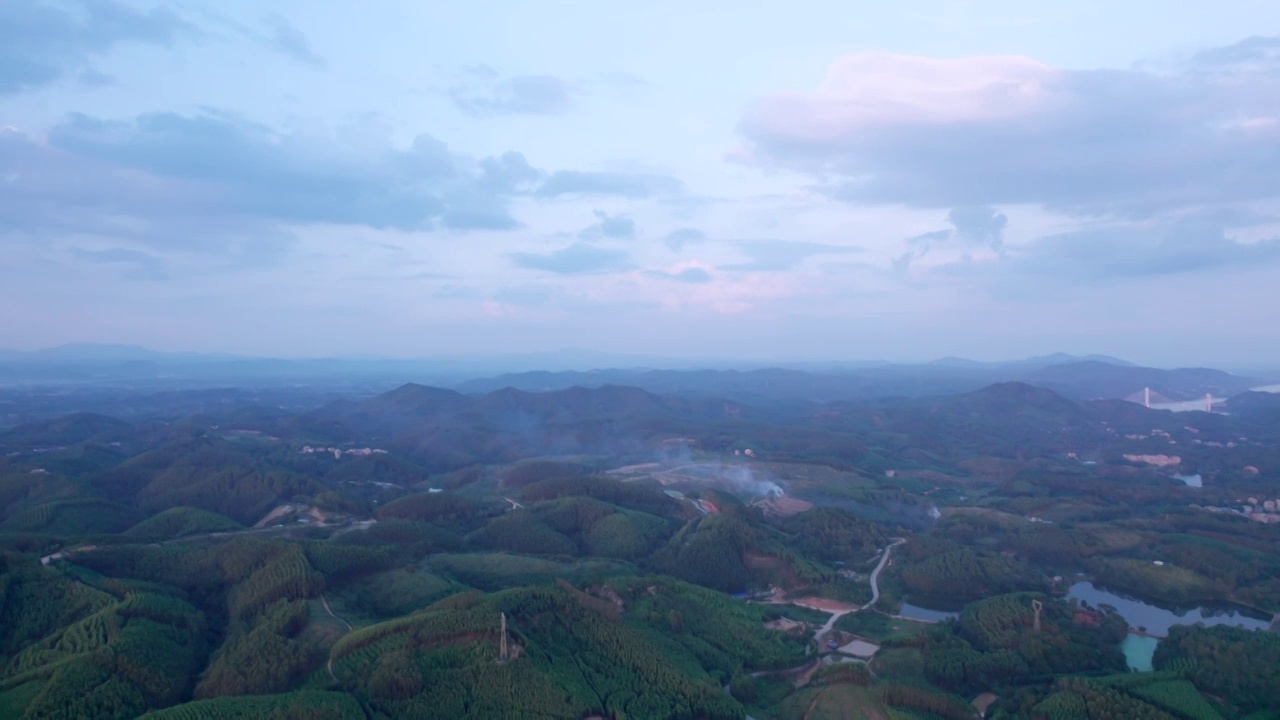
[[649, 512, 827, 594], [776, 506, 888, 563], [375, 491, 501, 533], [469, 496, 673, 561], [893, 537, 1044, 608], [615, 576, 809, 675], [1, 556, 210, 719], [893, 593, 1126, 697], [139, 690, 366, 719], [124, 506, 244, 540], [516, 475, 683, 518], [71, 538, 375, 672], [1154, 625, 1280, 716], [1030, 678, 1178, 720], [328, 583, 750, 720]]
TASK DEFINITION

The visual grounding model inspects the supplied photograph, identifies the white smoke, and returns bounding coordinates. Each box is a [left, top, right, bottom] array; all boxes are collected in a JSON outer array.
[[724, 464, 784, 498]]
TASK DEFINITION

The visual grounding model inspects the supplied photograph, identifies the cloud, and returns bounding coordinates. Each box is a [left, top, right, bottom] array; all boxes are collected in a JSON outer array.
[[1190, 36, 1280, 73], [5, 111, 530, 236], [578, 210, 636, 240], [0, 0, 194, 94], [70, 247, 168, 281], [480, 151, 544, 193], [664, 227, 707, 251], [947, 206, 1008, 251], [261, 12, 324, 68], [896, 206, 1008, 274], [721, 240, 861, 272], [450, 73, 574, 117], [535, 170, 683, 199], [737, 38, 1280, 216], [193, 8, 325, 68], [1015, 219, 1280, 283], [509, 242, 633, 275], [646, 267, 712, 284], [908, 229, 952, 245]]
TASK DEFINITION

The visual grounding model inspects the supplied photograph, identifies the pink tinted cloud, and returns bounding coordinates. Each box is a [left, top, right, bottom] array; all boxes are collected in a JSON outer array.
[[743, 52, 1061, 144]]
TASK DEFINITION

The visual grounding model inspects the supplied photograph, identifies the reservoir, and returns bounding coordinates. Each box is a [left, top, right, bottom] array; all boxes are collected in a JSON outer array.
[[1068, 582, 1272, 672], [897, 602, 959, 622], [1067, 582, 1271, 636]]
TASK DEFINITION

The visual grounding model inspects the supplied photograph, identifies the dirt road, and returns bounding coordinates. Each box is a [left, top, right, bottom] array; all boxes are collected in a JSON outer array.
[[320, 593, 352, 682]]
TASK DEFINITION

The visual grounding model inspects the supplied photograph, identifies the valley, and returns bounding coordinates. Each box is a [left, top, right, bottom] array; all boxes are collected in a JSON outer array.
[[1, 363, 1278, 719]]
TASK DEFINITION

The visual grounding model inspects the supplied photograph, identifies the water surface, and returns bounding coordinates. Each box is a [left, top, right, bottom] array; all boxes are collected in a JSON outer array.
[[1067, 582, 1271, 636], [897, 603, 959, 622], [1121, 633, 1159, 672], [1173, 473, 1202, 488]]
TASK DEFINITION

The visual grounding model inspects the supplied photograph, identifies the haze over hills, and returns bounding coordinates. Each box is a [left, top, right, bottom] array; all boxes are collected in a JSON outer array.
[[451, 361, 1264, 405], [0, 345, 1270, 407], [4, 365, 1280, 719]]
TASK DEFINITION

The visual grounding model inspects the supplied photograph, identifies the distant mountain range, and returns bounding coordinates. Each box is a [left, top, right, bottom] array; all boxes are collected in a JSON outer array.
[[452, 361, 1263, 404], [0, 344, 1271, 404]]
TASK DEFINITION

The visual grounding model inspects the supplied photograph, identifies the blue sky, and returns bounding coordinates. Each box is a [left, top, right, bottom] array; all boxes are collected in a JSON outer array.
[[2, 0, 1279, 366]]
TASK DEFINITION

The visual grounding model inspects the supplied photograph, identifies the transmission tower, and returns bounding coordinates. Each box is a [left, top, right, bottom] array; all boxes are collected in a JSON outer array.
[[499, 612, 508, 661], [1031, 599, 1043, 633]]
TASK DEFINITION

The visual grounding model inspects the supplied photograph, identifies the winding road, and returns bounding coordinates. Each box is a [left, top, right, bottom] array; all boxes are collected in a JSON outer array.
[[320, 593, 352, 682], [800, 538, 906, 651], [734, 539, 909, 693], [862, 538, 906, 610]]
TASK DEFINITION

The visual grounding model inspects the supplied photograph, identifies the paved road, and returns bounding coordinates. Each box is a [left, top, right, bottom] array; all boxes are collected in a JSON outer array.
[[863, 538, 906, 610]]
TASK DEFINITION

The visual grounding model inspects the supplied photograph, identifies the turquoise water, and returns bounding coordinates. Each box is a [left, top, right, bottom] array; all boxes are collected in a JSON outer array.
[[1121, 633, 1158, 672]]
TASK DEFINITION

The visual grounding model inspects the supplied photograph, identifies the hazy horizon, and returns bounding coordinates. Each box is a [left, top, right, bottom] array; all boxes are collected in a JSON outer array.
[[5, 341, 1280, 376], [3, 1, 1279, 367]]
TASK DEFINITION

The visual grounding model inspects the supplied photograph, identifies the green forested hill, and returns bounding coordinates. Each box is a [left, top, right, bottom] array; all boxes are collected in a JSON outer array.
[[2, 380, 1279, 719]]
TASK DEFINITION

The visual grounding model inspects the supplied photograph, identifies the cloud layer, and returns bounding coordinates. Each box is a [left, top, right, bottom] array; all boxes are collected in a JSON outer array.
[[0, 0, 193, 94], [450, 71, 574, 117], [739, 37, 1280, 216]]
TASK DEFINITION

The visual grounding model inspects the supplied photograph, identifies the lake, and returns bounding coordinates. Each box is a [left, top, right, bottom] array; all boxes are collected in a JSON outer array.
[[1069, 582, 1272, 673], [1067, 582, 1271, 636], [897, 602, 959, 622], [1173, 473, 1202, 488]]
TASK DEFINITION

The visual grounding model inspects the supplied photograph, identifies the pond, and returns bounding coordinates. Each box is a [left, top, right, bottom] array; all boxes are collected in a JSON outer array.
[[1066, 582, 1271, 637], [897, 602, 959, 622], [1121, 633, 1159, 672], [1173, 473, 1202, 488]]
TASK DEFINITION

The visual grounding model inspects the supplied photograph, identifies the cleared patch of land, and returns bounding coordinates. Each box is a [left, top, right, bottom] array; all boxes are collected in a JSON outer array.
[[772, 684, 888, 720]]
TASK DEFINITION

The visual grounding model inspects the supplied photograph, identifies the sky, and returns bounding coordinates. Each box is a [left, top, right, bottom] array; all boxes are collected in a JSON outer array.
[[2, 0, 1279, 367]]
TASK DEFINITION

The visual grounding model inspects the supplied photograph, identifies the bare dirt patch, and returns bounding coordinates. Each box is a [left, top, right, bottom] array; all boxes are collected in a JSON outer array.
[[757, 495, 815, 517], [792, 597, 860, 614], [254, 504, 298, 528], [765, 617, 805, 632]]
